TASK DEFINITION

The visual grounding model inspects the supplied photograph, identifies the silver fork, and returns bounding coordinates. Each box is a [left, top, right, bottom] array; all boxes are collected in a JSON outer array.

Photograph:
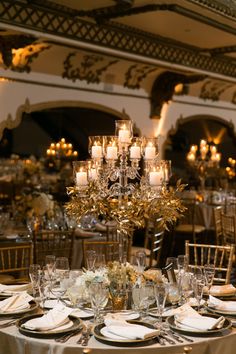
[[77, 326, 88, 344], [81, 325, 93, 346], [55, 326, 83, 343]]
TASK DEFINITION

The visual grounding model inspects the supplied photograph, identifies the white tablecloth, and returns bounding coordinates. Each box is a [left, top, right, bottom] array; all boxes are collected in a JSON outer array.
[[0, 321, 235, 354]]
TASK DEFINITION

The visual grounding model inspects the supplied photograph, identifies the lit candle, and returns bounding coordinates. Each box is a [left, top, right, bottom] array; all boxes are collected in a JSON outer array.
[[211, 145, 217, 154], [46, 149, 51, 156], [144, 146, 156, 159], [200, 139, 207, 147], [89, 168, 98, 180], [76, 171, 88, 186], [187, 152, 195, 161], [118, 128, 130, 143], [107, 146, 118, 159], [149, 171, 163, 186], [91, 144, 102, 159], [73, 151, 78, 156], [130, 145, 141, 159]]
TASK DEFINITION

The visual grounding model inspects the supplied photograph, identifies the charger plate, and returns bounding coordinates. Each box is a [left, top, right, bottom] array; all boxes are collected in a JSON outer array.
[[167, 313, 231, 336], [93, 320, 159, 347], [17, 313, 82, 338]]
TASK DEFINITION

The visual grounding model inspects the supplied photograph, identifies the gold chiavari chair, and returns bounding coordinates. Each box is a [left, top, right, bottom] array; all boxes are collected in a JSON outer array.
[[221, 213, 236, 246], [0, 243, 33, 283], [82, 240, 120, 266], [213, 206, 223, 245], [185, 240, 234, 284], [33, 229, 75, 267]]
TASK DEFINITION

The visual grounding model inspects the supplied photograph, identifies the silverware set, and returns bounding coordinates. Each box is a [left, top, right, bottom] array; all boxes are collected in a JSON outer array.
[[77, 324, 93, 346]]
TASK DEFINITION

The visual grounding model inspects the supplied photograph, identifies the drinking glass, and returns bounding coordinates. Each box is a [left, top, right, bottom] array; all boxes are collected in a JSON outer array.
[[50, 271, 70, 304], [193, 278, 205, 312], [204, 263, 215, 299], [89, 282, 109, 323], [154, 283, 169, 328], [168, 283, 180, 306], [29, 264, 41, 298], [179, 272, 194, 303], [85, 250, 96, 270], [45, 255, 56, 280], [138, 283, 155, 318], [136, 250, 146, 274], [177, 255, 188, 273]]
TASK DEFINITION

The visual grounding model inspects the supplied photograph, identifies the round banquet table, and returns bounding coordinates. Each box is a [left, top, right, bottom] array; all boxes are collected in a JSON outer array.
[[0, 321, 235, 354]]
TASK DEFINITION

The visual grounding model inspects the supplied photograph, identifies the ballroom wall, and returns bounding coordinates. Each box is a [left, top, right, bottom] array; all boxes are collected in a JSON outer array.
[[1, 68, 236, 160]]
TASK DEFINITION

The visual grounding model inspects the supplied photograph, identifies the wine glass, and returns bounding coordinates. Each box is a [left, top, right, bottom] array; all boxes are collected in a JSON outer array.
[[168, 282, 181, 307], [55, 257, 70, 276], [177, 255, 188, 273], [29, 264, 41, 298], [204, 263, 215, 299], [50, 270, 70, 304], [154, 283, 169, 328], [193, 278, 205, 312], [45, 255, 56, 280], [89, 282, 109, 323], [85, 250, 96, 271], [139, 283, 155, 319], [136, 250, 146, 274]]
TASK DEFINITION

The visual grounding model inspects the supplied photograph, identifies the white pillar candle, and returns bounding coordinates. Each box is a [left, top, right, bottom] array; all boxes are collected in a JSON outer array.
[[76, 171, 88, 186], [89, 168, 98, 180], [144, 146, 156, 159], [130, 145, 141, 159], [149, 171, 163, 186], [118, 129, 130, 143], [107, 146, 118, 159], [91, 145, 102, 158]]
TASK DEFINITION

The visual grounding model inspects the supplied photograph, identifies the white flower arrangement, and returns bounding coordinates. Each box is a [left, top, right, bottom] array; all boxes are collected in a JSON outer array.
[[78, 268, 110, 286], [30, 192, 54, 216]]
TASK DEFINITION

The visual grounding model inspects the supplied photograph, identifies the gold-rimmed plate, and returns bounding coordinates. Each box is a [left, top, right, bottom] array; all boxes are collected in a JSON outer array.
[[17, 314, 82, 338], [207, 306, 236, 316], [167, 313, 232, 336], [93, 320, 159, 347], [0, 300, 38, 317]]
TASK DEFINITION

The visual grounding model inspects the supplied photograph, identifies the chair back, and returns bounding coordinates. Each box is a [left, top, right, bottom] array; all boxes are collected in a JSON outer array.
[[0, 243, 33, 282], [176, 197, 199, 242], [82, 240, 120, 266], [145, 217, 164, 268], [221, 213, 236, 245], [185, 240, 234, 284], [33, 229, 75, 266], [213, 206, 223, 245]]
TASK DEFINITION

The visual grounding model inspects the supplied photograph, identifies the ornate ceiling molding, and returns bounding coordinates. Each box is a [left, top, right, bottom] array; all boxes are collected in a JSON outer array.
[[188, 0, 236, 20], [1, 1, 236, 80]]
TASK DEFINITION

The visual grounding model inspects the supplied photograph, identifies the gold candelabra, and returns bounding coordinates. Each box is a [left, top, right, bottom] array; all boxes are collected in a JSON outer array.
[[66, 120, 186, 253]]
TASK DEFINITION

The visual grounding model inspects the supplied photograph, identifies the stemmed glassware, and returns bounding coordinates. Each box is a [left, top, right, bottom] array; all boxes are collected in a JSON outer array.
[[139, 283, 156, 319], [154, 283, 169, 328], [50, 257, 70, 304], [136, 250, 146, 274], [45, 255, 56, 280], [193, 277, 205, 312], [29, 264, 41, 298], [85, 250, 96, 271], [204, 263, 215, 299], [89, 282, 109, 323]]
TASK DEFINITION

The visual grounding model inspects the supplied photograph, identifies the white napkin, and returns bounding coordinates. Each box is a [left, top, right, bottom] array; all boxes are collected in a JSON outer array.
[[175, 306, 225, 331], [22, 305, 73, 331], [0, 292, 33, 312], [210, 284, 236, 296], [104, 314, 159, 340], [208, 295, 236, 312], [0, 283, 32, 294]]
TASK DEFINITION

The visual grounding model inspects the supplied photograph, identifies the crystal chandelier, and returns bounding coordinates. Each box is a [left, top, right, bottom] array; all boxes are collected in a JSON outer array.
[[66, 120, 185, 256]]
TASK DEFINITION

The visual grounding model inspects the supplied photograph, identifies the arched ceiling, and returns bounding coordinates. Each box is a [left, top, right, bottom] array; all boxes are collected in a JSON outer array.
[[1, 0, 236, 104]]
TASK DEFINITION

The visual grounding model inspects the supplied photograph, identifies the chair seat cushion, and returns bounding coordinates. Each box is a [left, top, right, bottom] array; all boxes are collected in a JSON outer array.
[[175, 224, 205, 233], [131, 246, 151, 256]]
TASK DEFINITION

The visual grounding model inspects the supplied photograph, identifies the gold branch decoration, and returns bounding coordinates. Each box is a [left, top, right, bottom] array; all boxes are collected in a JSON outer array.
[[65, 179, 186, 237]]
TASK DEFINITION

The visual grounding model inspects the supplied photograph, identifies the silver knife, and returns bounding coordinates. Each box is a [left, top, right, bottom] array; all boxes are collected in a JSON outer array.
[[169, 330, 194, 343]]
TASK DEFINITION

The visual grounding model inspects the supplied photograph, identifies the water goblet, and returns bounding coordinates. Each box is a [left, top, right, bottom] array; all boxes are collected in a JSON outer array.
[[45, 254, 56, 280], [154, 283, 169, 328], [177, 255, 188, 273], [89, 282, 109, 323], [168, 282, 181, 307], [50, 270, 70, 304]]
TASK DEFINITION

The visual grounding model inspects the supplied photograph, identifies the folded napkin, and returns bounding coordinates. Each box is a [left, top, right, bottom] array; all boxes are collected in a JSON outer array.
[[22, 305, 73, 331], [0, 292, 33, 312], [0, 283, 32, 294], [208, 295, 236, 312], [175, 306, 225, 331], [104, 314, 159, 340], [210, 284, 236, 296]]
